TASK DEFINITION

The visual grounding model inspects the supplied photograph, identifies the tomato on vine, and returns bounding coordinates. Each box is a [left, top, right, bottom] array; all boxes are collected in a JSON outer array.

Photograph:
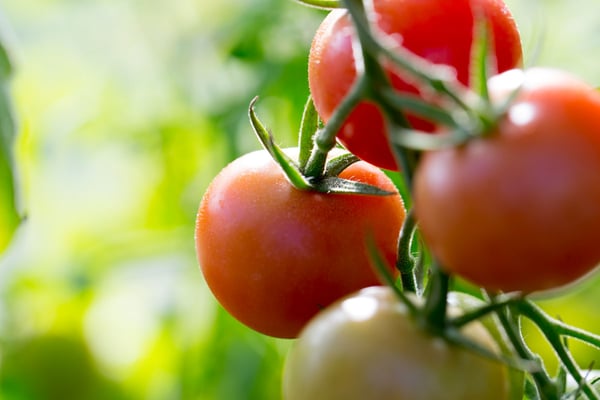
[[414, 67, 600, 293], [195, 149, 405, 338], [308, 0, 523, 170], [283, 286, 510, 400]]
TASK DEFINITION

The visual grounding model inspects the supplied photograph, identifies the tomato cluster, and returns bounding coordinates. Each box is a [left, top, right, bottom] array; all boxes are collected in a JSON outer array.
[[195, 0, 600, 398]]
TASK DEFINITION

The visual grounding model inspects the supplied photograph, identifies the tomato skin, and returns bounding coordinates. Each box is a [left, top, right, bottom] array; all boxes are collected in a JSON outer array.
[[283, 286, 509, 400], [195, 150, 405, 338], [414, 68, 600, 293], [309, 0, 522, 171]]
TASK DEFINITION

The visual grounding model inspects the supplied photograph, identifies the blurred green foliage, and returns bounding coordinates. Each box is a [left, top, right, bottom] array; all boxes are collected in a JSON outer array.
[[0, 0, 598, 399], [0, 17, 20, 253]]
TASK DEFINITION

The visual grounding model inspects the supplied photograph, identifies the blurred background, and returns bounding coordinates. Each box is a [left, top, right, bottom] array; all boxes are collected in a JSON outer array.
[[0, 0, 598, 399]]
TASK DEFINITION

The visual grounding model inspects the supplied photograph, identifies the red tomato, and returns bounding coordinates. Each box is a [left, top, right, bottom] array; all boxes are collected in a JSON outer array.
[[309, 0, 523, 170], [283, 286, 510, 400], [414, 68, 600, 293], [195, 149, 405, 338]]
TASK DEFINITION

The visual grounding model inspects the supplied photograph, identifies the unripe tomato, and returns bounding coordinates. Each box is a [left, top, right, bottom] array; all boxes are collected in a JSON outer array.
[[283, 286, 509, 400], [414, 68, 600, 293], [309, 0, 522, 170], [195, 149, 405, 338]]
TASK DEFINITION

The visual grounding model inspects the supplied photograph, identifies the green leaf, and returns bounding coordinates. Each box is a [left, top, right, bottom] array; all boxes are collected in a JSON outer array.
[[0, 45, 11, 81], [0, 28, 20, 253], [0, 19, 13, 80]]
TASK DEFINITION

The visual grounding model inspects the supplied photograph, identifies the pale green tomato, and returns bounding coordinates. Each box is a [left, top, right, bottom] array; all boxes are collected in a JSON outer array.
[[283, 286, 510, 400]]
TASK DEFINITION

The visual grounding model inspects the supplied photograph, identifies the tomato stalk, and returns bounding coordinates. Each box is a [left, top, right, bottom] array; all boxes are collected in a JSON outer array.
[[342, 0, 461, 331], [342, 0, 421, 183], [447, 293, 523, 329], [367, 234, 419, 316], [421, 261, 450, 333], [517, 301, 600, 400], [396, 208, 417, 293], [344, 0, 480, 118], [494, 303, 560, 400]]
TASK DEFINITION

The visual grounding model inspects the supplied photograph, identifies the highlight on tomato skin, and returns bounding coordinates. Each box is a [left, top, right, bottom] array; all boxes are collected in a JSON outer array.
[[195, 149, 406, 339], [283, 286, 510, 400], [308, 0, 523, 171], [413, 67, 600, 294]]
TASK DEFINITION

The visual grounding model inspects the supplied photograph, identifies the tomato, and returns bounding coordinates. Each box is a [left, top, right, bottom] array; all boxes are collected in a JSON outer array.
[[195, 149, 405, 338], [308, 0, 523, 171], [413, 67, 600, 293], [283, 286, 509, 400]]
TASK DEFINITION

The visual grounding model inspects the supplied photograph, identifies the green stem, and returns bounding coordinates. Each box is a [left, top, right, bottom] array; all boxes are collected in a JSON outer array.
[[518, 300, 600, 400], [448, 293, 522, 328], [495, 304, 559, 400], [521, 302, 600, 351], [396, 208, 417, 293], [366, 234, 419, 317]]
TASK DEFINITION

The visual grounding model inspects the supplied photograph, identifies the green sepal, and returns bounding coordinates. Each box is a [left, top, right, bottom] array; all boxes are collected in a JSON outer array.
[[248, 97, 313, 191], [323, 152, 359, 177], [292, 0, 343, 9], [311, 175, 395, 196], [297, 96, 319, 172], [249, 97, 396, 196]]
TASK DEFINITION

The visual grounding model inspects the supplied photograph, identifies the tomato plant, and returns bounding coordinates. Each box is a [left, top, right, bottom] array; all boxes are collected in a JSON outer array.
[[194, 0, 600, 397], [413, 67, 600, 293], [195, 149, 405, 338], [308, 0, 522, 170], [283, 286, 510, 400]]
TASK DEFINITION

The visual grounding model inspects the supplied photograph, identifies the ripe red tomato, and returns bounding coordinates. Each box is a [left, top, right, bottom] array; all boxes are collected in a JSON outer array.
[[195, 149, 405, 338], [309, 0, 523, 171], [414, 67, 600, 293], [283, 286, 510, 400]]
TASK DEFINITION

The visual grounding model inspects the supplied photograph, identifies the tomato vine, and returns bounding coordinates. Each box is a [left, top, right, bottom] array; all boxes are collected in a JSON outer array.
[[196, 0, 600, 398]]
